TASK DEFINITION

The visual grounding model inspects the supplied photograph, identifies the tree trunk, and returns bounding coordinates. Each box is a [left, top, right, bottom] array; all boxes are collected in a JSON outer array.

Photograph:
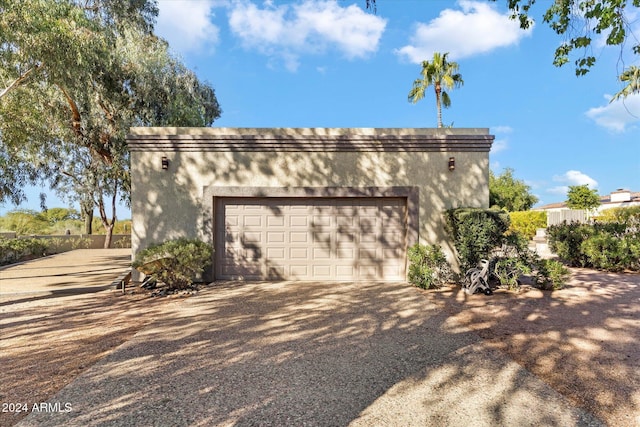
[[435, 83, 443, 128], [82, 202, 93, 235], [103, 224, 114, 249], [98, 182, 118, 249]]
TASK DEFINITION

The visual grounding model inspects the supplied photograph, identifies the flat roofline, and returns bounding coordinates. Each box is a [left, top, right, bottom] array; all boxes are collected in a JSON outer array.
[[128, 127, 491, 137]]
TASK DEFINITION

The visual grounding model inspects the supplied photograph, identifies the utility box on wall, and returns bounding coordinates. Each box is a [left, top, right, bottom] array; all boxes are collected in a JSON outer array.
[[127, 128, 493, 281]]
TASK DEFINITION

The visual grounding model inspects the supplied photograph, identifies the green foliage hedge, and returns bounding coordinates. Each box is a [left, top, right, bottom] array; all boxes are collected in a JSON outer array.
[[407, 244, 453, 289], [508, 211, 547, 240], [0, 238, 48, 265], [132, 238, 213, 290], [445, 208, 510, 272], [547, 219, 640, 271]]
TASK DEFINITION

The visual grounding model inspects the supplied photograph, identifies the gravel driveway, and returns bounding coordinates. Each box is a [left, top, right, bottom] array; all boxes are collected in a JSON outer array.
[[18, 280, 602, 426]]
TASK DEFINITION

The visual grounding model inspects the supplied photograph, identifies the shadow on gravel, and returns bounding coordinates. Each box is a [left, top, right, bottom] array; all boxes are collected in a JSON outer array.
[[17, 281, 602, 427], [426, 269, 640, 427]]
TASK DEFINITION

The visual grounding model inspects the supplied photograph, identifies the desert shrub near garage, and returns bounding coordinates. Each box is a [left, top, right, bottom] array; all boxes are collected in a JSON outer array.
[[445, 208, 510, 272], [132, 238, 213, 290], [407, 243, 453, 289]]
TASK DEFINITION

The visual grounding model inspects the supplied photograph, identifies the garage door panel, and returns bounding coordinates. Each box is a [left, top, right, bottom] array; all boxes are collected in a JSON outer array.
[[243, 216, 262, 227], [267, 216, 285, 227], [312, 247, 331, 259], [267, 247, 285, 260], [290, 247, 309, 259], [215, 197, 406, 280], [337, 247, 355, 259], [267, 231, 285, 243], [358, 265, 379, 278], [313, 265, 332, 278], [290, 216, 308, 227], [312, 216, 331, 227], [290, 265, 308, 276]]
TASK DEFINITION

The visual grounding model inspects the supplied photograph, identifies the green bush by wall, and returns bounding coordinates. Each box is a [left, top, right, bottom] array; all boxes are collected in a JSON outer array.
[[445, 208, 510, 272], [132, 238, 213, 290]]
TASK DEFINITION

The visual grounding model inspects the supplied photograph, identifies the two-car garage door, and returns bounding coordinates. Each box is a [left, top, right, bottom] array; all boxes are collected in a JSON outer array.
[[214, 197, 407, 281]]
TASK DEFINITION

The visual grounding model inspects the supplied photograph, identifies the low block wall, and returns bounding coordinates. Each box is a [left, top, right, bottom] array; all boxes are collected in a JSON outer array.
[[16, 234, 131, 251]]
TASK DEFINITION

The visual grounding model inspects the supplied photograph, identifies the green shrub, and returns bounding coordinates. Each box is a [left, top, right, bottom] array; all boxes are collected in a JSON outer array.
[[535, 259, 571, 290], [580, 231, 639, 272], [546, 222, 594, 267], [547, 220, 640, 272], [132, 238, 213, 290], [114, 236, 132, 248], [445, 208, 510, 272], [407, 243, 453, 289], [0, 238, 49, 265], [597, 206, 640, 224], [508, 211, 547, 240], [493, 257, 531, 291], [71, 237, 92, 250]]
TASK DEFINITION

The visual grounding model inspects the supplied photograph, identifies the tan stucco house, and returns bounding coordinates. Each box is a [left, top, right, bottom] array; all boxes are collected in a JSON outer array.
[[127, 127, 494, 281]]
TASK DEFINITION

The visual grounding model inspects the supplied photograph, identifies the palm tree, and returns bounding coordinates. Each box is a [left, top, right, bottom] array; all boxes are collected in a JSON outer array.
[[408, 52, 464, 128], [610, 65, 640, 103]]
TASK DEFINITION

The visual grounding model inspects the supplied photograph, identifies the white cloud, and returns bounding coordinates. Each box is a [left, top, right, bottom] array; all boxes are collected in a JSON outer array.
[[585, 93, 640, 132], [228, 0, 386, 71], [549, 170, 599, 195], [492, 125, 513, 134], [490, 138, 508, 153], [156, 0, 221, 54], [489, 126, 512, 153], [548, 186, 570, 195], [396, 1, 532, 63]]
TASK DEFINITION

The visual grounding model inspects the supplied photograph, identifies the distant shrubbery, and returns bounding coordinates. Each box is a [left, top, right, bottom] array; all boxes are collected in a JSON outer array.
[[0, 208, 131, 236], [509, 210, 547, 240], [0, 238, 48, 265], [547, 211, 640, 272]]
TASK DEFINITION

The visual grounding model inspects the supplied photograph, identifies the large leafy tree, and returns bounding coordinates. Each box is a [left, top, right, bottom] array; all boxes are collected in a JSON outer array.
[[490, 168, 539, 211], [0, 0, 221, 247], [566, 185, 601, 211], [408, 52, 463, 128]]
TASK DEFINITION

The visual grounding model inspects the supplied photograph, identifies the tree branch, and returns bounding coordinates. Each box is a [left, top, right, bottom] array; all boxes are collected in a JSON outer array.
[[0, 64, 42, 100], [58, 85, 84, 139]]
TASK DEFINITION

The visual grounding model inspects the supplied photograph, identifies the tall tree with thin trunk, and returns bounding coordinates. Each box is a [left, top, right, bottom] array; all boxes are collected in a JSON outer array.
[[0, 1, 221, 247], [408, 52, 463, 128]]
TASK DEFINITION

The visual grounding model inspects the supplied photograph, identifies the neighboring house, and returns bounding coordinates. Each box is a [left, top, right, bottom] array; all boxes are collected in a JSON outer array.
[[536, 189, 640, 225], [127, 127, 494, 282], [537, 189, 640, 213]]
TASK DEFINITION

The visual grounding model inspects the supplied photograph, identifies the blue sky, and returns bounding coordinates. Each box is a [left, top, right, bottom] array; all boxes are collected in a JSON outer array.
[[2, 0, 639, 217]]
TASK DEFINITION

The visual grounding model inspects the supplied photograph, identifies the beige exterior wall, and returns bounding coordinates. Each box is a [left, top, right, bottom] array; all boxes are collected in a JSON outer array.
[[128, 127, 493, 280]]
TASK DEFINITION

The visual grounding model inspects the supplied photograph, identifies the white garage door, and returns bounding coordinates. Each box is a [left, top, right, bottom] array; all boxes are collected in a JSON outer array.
[[215, 197, 407, 281]]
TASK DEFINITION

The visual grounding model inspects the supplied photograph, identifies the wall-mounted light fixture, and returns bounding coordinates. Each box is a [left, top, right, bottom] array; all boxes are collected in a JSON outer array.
[[448, 156, 455, 171], [161, 156, 169, 170]]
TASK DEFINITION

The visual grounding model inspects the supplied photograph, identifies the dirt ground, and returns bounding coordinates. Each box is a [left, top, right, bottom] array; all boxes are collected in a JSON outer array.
[[1, 269, 638, 427], [0, 289, 178, 427], [421, 268, 640, 427]]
